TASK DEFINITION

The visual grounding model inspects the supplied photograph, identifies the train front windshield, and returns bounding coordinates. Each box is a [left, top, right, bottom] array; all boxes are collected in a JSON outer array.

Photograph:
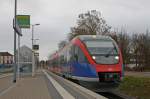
[[84, 40, 119, 64]]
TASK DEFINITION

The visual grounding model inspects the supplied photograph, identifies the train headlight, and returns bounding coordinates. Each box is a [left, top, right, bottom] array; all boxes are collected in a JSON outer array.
[[115, 56, 119, 60], [92, 56, 96, 60]]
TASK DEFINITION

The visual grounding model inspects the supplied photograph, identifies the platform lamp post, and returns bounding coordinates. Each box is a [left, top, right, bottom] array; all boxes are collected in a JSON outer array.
[[32, 24, 40, 77]]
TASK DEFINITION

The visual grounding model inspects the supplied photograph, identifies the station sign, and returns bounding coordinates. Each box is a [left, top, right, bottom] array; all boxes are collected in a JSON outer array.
[[33, 45, 39, 50], [16, 15, 30, 28], [34, 52, 39, 56]]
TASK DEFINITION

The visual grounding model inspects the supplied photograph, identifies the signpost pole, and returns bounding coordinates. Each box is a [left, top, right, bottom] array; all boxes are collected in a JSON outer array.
[[13, 0, 17, 83]]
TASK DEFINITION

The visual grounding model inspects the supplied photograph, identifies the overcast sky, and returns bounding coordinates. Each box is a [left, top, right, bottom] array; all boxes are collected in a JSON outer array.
[[0, 0, 150, 60]]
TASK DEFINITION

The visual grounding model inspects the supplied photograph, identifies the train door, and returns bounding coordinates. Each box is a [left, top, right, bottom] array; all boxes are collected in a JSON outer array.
[[73, 45, 90, 77]]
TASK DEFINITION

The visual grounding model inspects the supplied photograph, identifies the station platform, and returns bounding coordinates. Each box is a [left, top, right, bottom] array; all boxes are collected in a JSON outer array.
[[0, 73, 51, 99], [0, 70, 107, 99], [0, 74, 13, 94]]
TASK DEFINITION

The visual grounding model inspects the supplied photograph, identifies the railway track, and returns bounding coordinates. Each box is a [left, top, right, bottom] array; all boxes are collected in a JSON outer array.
[[69, 78, 129, 99], [54, 72, 135, 99], [97, 91, 136, 99], [98, 92, 125, 99]]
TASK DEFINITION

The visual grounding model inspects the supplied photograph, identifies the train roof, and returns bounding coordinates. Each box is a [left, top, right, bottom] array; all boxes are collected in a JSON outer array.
[[56, 35, 113, 55], [75, 35, 112, 41]]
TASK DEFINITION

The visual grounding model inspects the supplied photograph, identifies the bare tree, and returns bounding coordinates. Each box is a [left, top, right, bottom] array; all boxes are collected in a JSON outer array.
[[68, 10, 111, 40], [118, 33, 130, 65], [109, 29, 130, 66], [131, 34, 139, 67], [139, 34, 150, 69], [131, 33, 150, 71], [58, 40, 68, 49]]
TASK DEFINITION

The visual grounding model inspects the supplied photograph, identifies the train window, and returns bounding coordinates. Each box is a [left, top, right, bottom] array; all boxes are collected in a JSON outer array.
[[74, 45, 88, 63], [66, 48, 71, 63], [78, 47, 87, 63], [84, 40, 119, 64], [70, 45, 76, 62], [69, 45, 88, 63], [74, 46, 79, 61], [64, 50, 67, 65], [75, 46, 78, 55], [60, 55, 65, 65]]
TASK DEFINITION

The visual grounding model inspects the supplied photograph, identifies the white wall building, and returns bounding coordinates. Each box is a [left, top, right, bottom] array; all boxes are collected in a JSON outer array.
[[0, 52, 13, 64]]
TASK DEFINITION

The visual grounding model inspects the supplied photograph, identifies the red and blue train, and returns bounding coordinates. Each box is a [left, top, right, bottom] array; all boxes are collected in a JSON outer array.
[[48, 35, 124, 90]]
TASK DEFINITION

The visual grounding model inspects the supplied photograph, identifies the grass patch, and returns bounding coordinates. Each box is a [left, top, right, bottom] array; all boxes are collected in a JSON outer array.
[[118, 76, 150, 99]]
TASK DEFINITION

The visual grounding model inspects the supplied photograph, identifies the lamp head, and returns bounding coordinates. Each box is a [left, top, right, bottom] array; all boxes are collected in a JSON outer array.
[[35, 24, 40, 26]]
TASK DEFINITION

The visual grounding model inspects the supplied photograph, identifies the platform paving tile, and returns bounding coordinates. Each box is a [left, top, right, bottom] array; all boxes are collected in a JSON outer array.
[[0, 76, 13, 93], [0, 75, 51, 99]]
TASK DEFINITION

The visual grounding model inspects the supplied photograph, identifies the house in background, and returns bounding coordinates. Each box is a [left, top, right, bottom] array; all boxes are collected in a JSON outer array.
[[16, 45, 39, 73], [16, 45, 32, 63], [0, 52, 13, 65]]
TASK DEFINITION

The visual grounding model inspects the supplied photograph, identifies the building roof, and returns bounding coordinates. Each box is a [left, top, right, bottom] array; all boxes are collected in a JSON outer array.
[[0, 52, 13, 56]]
